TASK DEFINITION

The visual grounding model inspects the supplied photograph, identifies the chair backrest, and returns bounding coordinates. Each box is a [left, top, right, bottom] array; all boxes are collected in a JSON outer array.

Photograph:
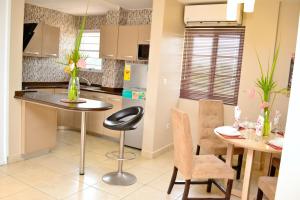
[[171, 108, 193, 180], [199, 99, 224, 140], [103, 106, 144, 131]]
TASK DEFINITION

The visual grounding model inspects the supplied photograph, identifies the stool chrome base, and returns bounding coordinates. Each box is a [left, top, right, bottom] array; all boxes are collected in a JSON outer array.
[[102, 172, 137, 186]]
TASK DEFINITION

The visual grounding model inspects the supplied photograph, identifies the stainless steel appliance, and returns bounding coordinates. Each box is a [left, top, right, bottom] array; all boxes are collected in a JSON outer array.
[[122, 63, 148, 149]]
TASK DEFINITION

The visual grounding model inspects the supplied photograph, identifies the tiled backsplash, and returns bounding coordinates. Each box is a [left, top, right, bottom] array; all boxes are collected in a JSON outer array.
[[23, 4, 152, 88]]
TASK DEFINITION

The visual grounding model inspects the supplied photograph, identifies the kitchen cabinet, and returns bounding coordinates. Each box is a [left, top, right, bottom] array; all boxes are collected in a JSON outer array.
[[23, 22, 60, 58], [117, 25, 139, 61], [42, 24, 60, 57], [54, 88, 75, 128], [138, 25, 151, 44], [101, 94, 122, 138], [55, 89, 122, 139], [100, 25, 119, 59], [22, 101, 57, 156], [23, 23, 43, 57], [81, 91, 106, 134]]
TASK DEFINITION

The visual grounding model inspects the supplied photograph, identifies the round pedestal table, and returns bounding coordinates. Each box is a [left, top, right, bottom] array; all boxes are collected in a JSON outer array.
[[214, 128, 282, 200]]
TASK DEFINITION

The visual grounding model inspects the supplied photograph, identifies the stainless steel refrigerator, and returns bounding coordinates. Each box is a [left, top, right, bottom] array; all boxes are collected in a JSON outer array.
[[122, 63, 148, 149]]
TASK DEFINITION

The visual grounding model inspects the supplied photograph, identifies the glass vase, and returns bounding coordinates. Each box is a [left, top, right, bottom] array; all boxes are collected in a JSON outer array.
[[263, 108, 271, 137], [68, 76, 80, 101]]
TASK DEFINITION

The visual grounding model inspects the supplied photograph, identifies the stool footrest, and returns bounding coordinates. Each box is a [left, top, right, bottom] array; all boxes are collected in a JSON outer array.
[[105, 151, 136, 161]]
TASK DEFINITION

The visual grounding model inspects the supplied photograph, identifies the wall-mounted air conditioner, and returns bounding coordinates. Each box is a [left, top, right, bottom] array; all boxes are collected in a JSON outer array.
[[184, 4, 243, 26]]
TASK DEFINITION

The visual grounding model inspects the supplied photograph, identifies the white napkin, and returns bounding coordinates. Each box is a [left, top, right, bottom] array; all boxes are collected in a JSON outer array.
[[233, 106, 241, 129], [256, 115, 264, 136], [273, 110, 281, 127]]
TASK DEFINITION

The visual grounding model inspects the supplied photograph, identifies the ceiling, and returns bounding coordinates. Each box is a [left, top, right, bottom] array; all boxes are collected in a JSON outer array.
[[25, 0, 153, 16]]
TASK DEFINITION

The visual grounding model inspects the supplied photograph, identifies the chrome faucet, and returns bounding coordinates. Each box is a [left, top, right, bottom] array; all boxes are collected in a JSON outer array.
[[80, 77, 92, 86]]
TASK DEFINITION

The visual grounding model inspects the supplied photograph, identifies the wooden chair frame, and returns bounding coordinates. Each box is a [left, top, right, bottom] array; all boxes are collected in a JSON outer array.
[[167, 167, 233, 200]]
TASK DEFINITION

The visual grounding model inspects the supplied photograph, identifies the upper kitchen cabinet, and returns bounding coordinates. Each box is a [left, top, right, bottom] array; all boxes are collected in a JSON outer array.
[[23, 22, 60, 58], [23, 23, 43, 57], [138, 25, 151, 44], [117, 25, 139, 61], [42, 24, 60, 57], [100, 25, 119, 59]]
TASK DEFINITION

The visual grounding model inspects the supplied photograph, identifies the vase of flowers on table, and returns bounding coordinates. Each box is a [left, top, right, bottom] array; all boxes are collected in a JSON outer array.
[[62, 14, 87, 101], [256, 47, 288, 137]]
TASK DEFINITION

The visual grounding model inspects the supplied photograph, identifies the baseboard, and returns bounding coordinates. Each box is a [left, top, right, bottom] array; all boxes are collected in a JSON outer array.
[[21, 149, 51, 160], [142, 143, 174, 159], [7, 154, 24, 163]]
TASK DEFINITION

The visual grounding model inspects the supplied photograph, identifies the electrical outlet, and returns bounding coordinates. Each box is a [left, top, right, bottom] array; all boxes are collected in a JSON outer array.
[[166, 123, 170, 129]]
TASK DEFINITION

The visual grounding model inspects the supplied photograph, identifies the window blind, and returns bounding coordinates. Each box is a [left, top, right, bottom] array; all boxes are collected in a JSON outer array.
[[180, 27, 245, 105]]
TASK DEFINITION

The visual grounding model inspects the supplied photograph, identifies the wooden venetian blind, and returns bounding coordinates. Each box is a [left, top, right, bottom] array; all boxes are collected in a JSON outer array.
[[180, 27, 245, 105]]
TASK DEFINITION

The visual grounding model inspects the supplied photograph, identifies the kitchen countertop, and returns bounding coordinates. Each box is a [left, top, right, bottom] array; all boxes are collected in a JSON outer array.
[[22, 82, 123, 96], [15, 90, 113, 112]]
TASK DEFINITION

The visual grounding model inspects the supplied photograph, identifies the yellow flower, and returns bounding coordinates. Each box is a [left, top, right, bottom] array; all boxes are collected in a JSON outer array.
[[64, 65, 71, 74]]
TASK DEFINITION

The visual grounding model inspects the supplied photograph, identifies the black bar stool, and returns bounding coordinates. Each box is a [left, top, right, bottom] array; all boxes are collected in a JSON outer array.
[[102, 106, 144, 186]]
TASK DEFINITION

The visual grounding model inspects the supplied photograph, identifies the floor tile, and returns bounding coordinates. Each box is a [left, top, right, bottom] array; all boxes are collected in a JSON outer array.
[[126, 165, 166, 184], [63, 187, 120, 200], [10, 164, 62, 186], [92, 181, 143, 198], [0, 130, 265, 199], [34, 175, 88, 199], [0, 175, 30, 198], [1, 188, 54, 200], [30, 154, 79, 175], [122, 185, 169, 200], [65, 165, 112, 186]]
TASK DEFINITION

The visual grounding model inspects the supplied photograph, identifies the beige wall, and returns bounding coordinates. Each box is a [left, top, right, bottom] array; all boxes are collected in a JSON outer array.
[[8, 0, 24, 161], [178, 0, 299, 147], [142, 0, 185, 157]]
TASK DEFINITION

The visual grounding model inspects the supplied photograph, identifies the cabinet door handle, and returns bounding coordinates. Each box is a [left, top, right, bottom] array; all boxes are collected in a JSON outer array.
[[145, 40, 150, 42], [45, 53, 57, 57], [105, 54, 114, 57], [124, 56, 133, 58], [24, 51, 39, 55], [109, 97, 121, 102]]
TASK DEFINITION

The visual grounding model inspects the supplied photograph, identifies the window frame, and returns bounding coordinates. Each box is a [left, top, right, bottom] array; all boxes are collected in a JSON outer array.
[[79, 29, 102, 72], [180, 27, 245, 106]]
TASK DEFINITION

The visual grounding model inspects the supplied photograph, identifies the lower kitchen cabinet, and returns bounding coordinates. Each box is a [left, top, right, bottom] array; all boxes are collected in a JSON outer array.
[[101, 94, 122, 138], [54, 88, 75, 128], [55, 89, 122, 139]]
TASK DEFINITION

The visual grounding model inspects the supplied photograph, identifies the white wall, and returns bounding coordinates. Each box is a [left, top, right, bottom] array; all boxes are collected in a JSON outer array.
[[275, 13, 300, 200], [178, 0, 299, 148], [7, 0, 24, 162], [0, 0, 11, 165]]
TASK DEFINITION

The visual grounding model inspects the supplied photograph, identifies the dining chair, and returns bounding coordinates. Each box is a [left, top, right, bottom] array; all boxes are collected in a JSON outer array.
[[168, 108, 235, 200], [196, 99, 244, 179], [257, 176, 278, 200], [269, 156, 281, 177]]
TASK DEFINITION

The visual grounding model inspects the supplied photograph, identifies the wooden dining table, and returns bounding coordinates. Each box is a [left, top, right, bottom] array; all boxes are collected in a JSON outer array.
[[214, 128, 282, 200]]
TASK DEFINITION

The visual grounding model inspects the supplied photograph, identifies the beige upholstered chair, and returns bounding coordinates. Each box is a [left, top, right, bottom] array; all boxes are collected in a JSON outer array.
[[196, 99, 244, 179], [257, 176, 278, 200], [168, 108, 235, 200], [270, 156, 281, 176]]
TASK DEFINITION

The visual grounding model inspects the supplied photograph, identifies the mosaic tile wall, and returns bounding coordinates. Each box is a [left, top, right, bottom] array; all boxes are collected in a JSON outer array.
[[23, 4, 152, 88]]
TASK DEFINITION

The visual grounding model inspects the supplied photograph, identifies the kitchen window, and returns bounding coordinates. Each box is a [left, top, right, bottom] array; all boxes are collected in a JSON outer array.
[[79, 30, 102, 71], [180, 27, 245, 105]]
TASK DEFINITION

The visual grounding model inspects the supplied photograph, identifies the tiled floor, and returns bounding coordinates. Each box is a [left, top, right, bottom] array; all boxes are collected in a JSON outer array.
[[0, 130, 264, 199]]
